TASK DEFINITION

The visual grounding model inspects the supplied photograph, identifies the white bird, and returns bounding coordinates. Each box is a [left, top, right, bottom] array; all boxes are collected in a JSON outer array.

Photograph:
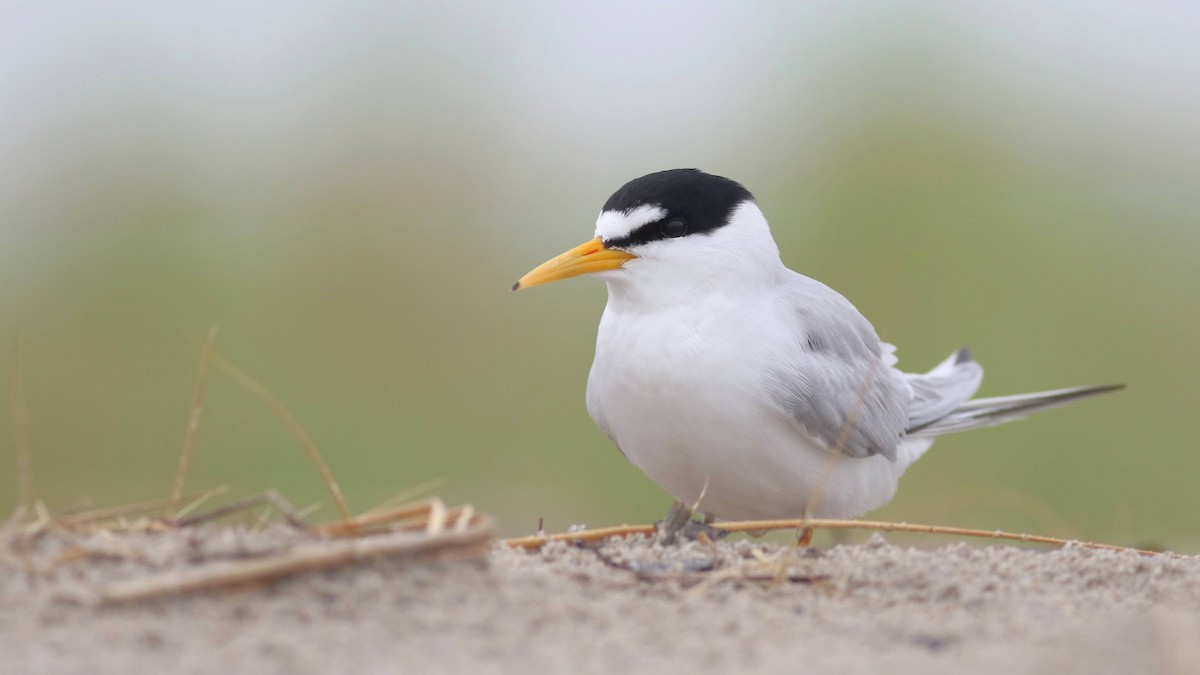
[[514, 169, 1120, 540]]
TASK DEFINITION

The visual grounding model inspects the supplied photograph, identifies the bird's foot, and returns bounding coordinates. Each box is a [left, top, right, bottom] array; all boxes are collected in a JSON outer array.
[[655, 501, 730, 545], [655, 501, 692, 545]]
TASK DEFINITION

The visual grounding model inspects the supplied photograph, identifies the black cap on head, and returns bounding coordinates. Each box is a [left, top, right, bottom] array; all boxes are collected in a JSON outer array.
[[601, 169, 755, 249]]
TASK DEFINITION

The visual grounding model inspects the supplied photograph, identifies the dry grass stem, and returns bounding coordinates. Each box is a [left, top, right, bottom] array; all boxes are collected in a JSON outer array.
[[172, 490, 308, 529], [690, 477, 710, 513], [6, 481, 491, 597], [426, 498, 447, 536], [203, 346, 351, 520], [685, 546, 828, 596], [0, 336, 498, 607], [168, 326, 219, 516], [54, 490, 225, 528], [362, 477, 449, 515], [503, 517, 1175, 558], [99, 514, 493, 605], [317, 498, 474, 537], [453, 505, 474, 533], [167, 485, 233, 522]]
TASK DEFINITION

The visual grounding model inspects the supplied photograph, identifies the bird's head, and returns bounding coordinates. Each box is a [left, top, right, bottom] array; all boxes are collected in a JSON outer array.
[[513, 169, 783, 305]]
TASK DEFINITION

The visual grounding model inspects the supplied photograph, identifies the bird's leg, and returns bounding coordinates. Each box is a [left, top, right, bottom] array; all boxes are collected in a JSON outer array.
[[655, 502, 730, 546], [656, 500, 693, 546]]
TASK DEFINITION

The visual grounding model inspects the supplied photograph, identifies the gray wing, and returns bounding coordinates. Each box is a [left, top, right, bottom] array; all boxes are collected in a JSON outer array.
[[764, 274, 911, 461]]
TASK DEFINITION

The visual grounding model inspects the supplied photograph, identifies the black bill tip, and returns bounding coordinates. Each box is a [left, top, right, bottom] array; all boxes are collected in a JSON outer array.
[[511, 280, 522, 292]]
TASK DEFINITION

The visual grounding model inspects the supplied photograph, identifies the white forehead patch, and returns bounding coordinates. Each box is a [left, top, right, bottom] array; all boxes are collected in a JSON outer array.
[[594, 204, 666, 241]]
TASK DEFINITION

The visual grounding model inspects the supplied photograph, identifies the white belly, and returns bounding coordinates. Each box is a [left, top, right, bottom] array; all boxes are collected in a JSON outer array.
[[586, 296, 917, 521]]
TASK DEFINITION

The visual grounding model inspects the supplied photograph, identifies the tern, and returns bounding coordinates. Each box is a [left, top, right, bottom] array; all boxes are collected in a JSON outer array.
[[513, 169, 1120, 542]]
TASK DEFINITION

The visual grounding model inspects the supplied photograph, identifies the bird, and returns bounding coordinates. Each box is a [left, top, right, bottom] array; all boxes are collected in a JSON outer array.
[[512, 168, 1121, 542]]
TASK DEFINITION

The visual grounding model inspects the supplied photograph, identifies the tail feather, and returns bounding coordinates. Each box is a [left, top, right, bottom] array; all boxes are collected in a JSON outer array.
[[904, 347, 985, 430], [907, 383, 1125, 437]]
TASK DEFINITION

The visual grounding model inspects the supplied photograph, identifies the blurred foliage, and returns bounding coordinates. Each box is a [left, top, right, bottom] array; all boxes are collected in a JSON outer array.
[[1, 3, 1197, 549]]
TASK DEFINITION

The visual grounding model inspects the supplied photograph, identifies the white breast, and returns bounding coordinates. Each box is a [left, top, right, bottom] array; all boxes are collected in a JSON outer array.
[[585, 288, 915, 521]]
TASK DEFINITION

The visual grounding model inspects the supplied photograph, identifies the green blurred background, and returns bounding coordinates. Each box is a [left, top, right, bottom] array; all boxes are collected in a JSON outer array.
[[2, 3, 1197, 549]]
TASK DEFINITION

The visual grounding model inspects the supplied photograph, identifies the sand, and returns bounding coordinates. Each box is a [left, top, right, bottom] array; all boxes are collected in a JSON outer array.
[[2, 526, 1199, 675]]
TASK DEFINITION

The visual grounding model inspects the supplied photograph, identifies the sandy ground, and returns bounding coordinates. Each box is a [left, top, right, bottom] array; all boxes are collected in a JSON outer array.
[[2, 526, 1200, 675]]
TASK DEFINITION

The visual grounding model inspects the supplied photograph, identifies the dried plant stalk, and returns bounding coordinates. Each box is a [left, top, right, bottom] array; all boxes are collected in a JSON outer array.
[[203, 346, 351, 521], [100, 515, 492, 604], [317, 499, 472, 537], [168, 326, 219, 516], [55, 490, 224, 527], [502, 518, 1173, 558]]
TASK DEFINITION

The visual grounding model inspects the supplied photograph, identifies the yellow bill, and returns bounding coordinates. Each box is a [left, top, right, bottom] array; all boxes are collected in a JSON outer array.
[[512, 237, 637, 291]]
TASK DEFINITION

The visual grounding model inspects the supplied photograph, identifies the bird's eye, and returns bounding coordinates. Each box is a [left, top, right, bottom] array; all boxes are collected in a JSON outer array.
[[661, 219, 688, 238]]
